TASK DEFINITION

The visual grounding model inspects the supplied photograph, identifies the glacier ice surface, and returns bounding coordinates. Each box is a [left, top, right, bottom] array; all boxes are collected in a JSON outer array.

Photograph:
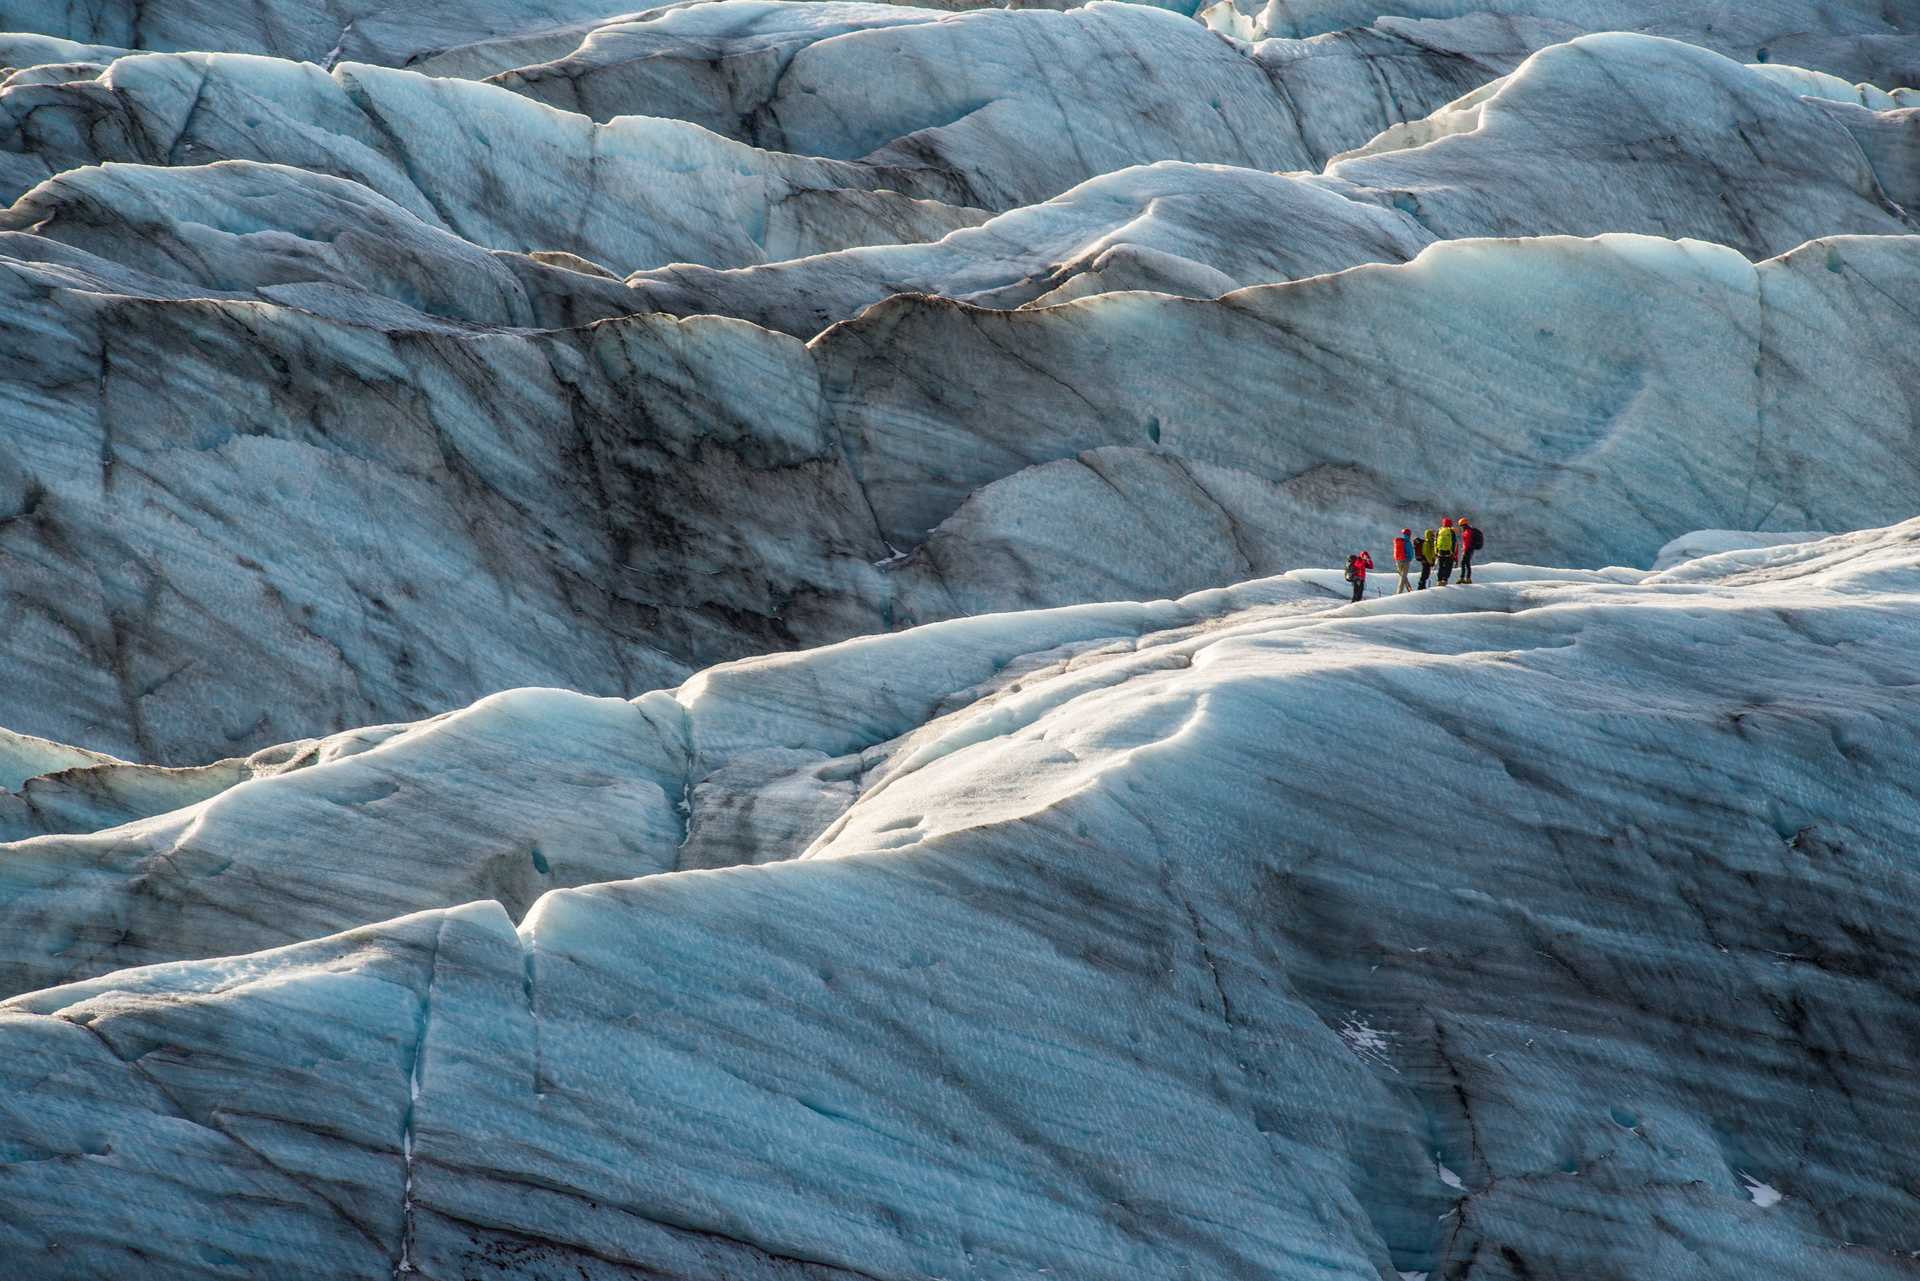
[[3, 522, 1919, 1277], [6, 213, 1920, 757], [3, 7, 1920, 1275]]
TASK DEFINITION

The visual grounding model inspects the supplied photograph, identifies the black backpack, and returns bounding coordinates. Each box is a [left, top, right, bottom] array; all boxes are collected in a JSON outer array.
[[1471, 527, 1485, 551]]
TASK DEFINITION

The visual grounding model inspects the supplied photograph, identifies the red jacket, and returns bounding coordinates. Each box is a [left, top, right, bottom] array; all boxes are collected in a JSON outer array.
[[1354, 551, 1374, 579]]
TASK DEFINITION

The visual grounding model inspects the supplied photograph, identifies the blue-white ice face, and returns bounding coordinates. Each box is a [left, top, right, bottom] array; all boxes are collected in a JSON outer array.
[[0, 1, 1917, 1277], [8, 521, 1920, 1279]]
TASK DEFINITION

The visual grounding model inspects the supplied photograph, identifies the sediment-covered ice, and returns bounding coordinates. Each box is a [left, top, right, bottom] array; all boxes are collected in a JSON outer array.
[[3, 521, 1917, 1278]]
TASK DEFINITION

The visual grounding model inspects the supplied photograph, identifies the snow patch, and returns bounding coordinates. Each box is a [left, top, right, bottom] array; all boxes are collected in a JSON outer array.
[[1337, 1016, 1399, 1072]]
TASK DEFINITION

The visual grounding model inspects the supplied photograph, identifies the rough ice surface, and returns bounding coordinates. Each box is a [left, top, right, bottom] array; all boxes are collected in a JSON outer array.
[[6, 220, 1920, 757], [1205, 0, 1920, 86], [0, 0, 689, 68], [625, 161, 1437, 335], [837, 234, 1920, 613], [1, 726, 266, 843], [1650, 529, 1833, 572], [1324, 36, 1919, 259], [0, 52, 986, 264], [623, 32, 1920, 334], [4, 523, 1920, 1278], [0, 688, 695, 995], [3, 1, 1919, 1276]]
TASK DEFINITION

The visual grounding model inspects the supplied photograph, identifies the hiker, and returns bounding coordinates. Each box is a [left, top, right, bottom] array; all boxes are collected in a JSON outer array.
[[1457, 517, 1482, 583], [1433, 517, 1457, 585], [1392, 527, 1415, 593], [1344, 550, 1373, 603], [1417, 528, 1436, 590]]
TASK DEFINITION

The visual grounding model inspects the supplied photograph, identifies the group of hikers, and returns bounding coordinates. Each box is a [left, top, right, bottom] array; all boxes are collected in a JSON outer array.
[[1344, 517, 1484, 602]]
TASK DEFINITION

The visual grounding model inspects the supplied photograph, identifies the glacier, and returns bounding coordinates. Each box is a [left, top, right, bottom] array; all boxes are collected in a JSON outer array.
[[4, 524, 1920, 1278], [0, 52, 986, 265], [623, 34, 1920, 334], [1204, 0, 1920, 87], [623, 161, 1439, 336], [6, 222, 1920, 758], [3, 0, 1919, 1276]]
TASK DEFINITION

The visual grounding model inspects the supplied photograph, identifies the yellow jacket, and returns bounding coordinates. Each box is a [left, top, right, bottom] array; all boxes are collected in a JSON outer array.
[[1434, 525, 1456, 555]]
